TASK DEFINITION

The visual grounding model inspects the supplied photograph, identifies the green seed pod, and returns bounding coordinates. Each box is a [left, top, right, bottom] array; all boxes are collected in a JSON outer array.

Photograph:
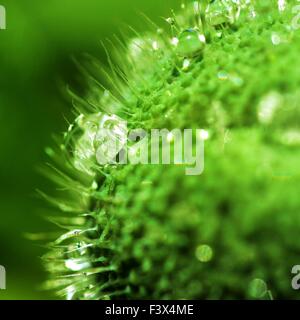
[[43, 1, 300, 299]]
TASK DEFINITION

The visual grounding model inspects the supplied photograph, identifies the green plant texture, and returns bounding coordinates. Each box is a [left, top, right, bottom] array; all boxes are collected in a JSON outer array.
[[43, 0, 300, 299]]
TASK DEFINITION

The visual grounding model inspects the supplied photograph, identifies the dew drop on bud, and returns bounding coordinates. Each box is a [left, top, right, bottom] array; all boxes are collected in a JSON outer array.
[[176, 28, 205, 57]]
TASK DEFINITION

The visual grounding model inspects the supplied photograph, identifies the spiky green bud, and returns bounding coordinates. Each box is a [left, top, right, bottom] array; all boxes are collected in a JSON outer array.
[[43, 1, 300, 299]]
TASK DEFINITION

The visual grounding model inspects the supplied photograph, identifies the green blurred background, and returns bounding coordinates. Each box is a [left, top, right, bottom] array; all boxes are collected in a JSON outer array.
[[0, 0, 182, 300]]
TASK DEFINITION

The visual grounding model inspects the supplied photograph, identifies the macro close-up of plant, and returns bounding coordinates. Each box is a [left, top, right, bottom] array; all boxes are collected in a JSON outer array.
[[39, 0, 300, 300], [1, 0, 300, 302]]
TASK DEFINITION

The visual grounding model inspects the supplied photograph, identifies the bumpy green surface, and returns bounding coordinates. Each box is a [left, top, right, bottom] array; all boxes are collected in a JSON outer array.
[[43, 0, 300, 299]]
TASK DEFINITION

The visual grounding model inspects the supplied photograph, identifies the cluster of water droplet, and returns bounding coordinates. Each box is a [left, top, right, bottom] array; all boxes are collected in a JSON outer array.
[[73, 112, 128, 174]]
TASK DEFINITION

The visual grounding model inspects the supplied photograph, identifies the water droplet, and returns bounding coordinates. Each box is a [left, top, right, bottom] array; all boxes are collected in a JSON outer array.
[[218, 71, 243, 86], [176, 28, 205, 57], [198, 129, 210, 141], [91, 181, 98, 190], [128, 38, 146, 59], [198, 34, 206, 43], [278, 0, 286, 12], [94, 114, 127, 165], [249, 279, 268, 299], [171, 37, 179, 47], [218, 71, 229, 81], [207, 1, 231, 26], [195, 244, 213, 262], [271, 33, 281, 46], [152, 40, 159, 51], [230, 75, 244, 87], [65, 259, 90, 272], [257, 92, 282, 125], [166, 17, 175, 25], [73, 115, 100, 175], [182, 58, 191, 70]]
